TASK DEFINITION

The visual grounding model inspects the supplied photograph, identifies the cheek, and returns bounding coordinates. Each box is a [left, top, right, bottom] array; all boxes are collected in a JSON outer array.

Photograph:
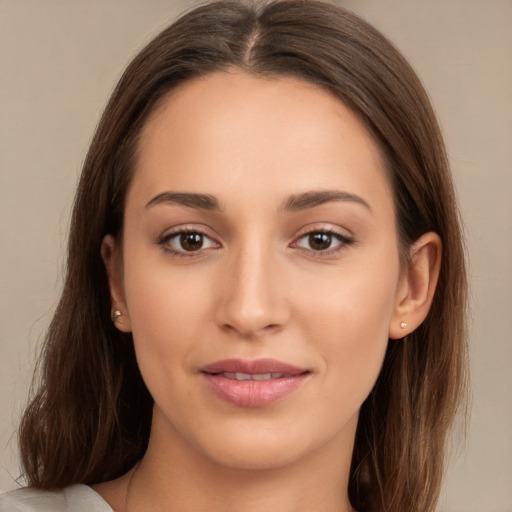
[[121, 254, 213, 385], [301, 258, 399, 404]]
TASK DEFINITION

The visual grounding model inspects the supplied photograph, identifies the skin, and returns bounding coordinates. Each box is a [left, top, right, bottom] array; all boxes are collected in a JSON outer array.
[[98, 71, 441, 512]]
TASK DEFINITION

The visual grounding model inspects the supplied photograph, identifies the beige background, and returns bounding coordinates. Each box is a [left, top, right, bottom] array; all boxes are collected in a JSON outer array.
[[1, 1, 511, 510]]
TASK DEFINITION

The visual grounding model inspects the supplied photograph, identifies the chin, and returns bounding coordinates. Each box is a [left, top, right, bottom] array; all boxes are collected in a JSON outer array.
[[189, 414, 356, 473], [202, 438, 312, 472]]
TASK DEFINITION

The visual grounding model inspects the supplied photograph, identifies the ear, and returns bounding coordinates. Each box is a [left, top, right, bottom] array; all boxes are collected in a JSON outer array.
[[389, 232, 442, 339], [101, 234, 132, 333]]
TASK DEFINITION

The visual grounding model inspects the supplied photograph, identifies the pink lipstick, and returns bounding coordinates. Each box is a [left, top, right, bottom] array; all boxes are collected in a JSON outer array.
[[201, 358, 310, 407]]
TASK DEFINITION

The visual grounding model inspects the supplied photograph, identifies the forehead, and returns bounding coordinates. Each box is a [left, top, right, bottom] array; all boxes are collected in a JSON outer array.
[[130, 71, 392, 213]]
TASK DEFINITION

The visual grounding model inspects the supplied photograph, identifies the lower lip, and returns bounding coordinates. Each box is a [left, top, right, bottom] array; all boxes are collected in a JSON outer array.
[[202, 373, 309, 408]]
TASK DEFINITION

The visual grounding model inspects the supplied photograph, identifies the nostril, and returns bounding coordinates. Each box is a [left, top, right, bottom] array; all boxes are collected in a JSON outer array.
[[219, 321, 282, 339], [214, 281, 289, 337]]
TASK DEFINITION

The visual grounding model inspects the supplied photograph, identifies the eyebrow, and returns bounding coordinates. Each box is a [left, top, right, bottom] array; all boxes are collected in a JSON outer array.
[[281, 190, 371, 212], [144, 189, 371, 213], [145, 192, 222, 211]]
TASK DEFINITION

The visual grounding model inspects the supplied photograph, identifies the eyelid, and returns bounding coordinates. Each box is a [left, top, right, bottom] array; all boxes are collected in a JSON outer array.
[[292, 223, 354, 241], [157, 224, 222, 256], [155, 223, 354, 258], [290, 224, 355, 255]]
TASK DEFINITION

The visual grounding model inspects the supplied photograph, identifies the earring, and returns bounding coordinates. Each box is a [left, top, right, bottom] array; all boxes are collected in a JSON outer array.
[[111, 310, 122, 323], [400, 321, 407, 330]]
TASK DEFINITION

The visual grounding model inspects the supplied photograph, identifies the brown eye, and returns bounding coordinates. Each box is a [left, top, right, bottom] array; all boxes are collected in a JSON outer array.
[[293, 230, 354, 254], [179, 232, 204, 251], [160, 230, 219, 255], [308, 232, 333, 251]]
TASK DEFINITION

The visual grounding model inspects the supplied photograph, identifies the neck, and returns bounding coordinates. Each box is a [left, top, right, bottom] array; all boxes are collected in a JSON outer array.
[[123, 413, 356, 512]]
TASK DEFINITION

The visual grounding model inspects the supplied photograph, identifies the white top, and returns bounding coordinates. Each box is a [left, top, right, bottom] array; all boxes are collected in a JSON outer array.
[[0, 485, 113, 512]]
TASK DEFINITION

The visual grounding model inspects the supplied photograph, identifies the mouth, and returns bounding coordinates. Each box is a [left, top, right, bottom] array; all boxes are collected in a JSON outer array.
[[213, 372, 290, 381], [200, 358, 310, 408]]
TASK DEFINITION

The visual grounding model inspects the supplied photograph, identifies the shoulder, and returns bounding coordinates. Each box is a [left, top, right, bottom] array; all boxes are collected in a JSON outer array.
[[0, 485, 113, 512]]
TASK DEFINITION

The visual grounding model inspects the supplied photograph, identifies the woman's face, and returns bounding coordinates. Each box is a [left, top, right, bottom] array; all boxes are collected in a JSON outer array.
[[105, 71, 405, 471]]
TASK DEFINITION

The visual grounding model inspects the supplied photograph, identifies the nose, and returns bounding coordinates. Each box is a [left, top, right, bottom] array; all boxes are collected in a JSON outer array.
[[214, 241, 289, 339]]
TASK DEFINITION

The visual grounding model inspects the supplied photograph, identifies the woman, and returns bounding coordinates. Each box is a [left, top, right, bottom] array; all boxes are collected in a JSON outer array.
[[0, 1, 468, 511]]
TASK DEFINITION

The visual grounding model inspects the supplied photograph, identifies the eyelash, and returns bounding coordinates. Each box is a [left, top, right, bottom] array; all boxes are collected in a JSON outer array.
[[157, 228, 355, 258], [158, 229, 219, 258], [291, 229, 355, 256]]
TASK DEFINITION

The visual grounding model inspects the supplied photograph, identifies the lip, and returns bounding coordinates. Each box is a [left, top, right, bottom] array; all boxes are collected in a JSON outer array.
[[200, 358, 310, 408]]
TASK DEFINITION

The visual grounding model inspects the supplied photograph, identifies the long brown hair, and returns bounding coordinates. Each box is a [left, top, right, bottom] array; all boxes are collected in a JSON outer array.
[[19, 1, 468, 511]]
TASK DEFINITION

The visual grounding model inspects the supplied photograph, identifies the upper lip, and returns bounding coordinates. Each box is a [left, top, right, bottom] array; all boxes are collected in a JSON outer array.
[[201, 358, 308, 376]]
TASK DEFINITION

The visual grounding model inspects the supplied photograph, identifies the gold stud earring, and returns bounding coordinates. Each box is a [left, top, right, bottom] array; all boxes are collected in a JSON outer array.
[[111, 310, 122, 323], [400, 321, 407, 330]]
